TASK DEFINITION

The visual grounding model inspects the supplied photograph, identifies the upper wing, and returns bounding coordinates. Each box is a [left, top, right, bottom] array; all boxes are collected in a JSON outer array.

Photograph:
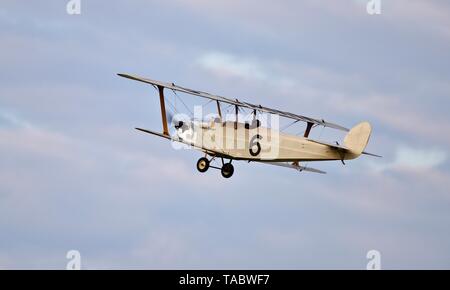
[[118, 73, 349, 132]]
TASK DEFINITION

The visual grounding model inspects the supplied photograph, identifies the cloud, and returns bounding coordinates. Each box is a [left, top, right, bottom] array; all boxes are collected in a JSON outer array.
[[387, 0, 450, 40], [198, 52, 267, 81], [371, 145, 447, 172], [0, 110, 31, 129], [394, 146, 447, 169], [197, 51, 295, 87]]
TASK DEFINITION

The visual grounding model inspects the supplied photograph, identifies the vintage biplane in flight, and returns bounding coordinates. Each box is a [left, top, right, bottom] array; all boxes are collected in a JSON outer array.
[[118, 73, 380, 178]]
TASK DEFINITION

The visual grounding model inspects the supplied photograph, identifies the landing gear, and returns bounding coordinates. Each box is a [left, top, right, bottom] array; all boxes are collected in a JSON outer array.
[[221, 163, 234, 178], [196, 157, 210, 173], [196, 156, 234, 178]]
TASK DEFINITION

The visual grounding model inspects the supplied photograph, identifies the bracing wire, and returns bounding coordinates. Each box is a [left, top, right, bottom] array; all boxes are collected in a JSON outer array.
[[171, 89, 193, 117], [280, 120, 300, 132], [201, 99, 214, 107], [164, 97, 177, 116], [303, 125, 325, 169]]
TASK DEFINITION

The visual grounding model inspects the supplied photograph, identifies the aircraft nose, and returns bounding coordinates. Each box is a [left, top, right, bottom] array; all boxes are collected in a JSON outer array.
[[174, 121, 184, 129]]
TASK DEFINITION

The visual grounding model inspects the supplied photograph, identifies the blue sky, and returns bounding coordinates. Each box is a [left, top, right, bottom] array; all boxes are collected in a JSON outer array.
[[1, 0, 450, 269]]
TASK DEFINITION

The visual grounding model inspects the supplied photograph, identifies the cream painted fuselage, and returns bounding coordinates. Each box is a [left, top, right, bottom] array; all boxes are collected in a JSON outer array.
[[175, 120, 359, 162]]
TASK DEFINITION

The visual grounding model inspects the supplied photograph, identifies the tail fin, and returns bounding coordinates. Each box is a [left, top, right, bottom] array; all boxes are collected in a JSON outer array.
[[343, 122, 372, 157]]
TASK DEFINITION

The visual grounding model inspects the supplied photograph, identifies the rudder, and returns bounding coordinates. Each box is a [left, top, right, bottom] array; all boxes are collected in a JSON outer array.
[[343, 122, 372, 156]]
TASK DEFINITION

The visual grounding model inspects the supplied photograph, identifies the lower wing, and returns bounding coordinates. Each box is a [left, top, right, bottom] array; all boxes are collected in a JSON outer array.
[[135, 127, 233, 158], [136, 127, 326, 174], [254, 161, 326, 174]]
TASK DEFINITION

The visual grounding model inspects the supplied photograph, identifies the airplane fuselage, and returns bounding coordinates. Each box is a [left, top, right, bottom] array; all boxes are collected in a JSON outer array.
[[176, 120, 358, 162]]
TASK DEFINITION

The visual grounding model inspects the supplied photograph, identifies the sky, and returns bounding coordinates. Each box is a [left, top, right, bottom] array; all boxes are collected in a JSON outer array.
[[0, 0, 450, 269]]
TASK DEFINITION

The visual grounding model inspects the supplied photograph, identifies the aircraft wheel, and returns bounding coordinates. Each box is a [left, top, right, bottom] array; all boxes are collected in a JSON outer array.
[[196, 157, 210, 173], [221, 163, 234, 178]]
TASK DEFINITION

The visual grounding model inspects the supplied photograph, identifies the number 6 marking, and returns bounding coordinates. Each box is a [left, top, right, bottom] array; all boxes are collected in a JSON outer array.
[[249, 134, 262, 157]]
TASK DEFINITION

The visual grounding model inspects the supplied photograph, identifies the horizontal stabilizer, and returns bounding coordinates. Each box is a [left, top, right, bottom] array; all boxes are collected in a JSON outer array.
[[309, 137, 381, 159], [257, 161, 326, 174], [362, 151, 382, 158], [308, 139, 349, 151]]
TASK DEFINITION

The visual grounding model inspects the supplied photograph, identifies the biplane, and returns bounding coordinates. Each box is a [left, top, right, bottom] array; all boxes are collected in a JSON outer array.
[[118, 73, 380, 178]]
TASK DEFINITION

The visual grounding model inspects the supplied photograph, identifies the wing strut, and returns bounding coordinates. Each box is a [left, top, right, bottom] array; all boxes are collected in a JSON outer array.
[[234, 105, 238, 130], [216, 101, 222, 120], [304, 122, 314, 138], [157, 86, 169, 136]]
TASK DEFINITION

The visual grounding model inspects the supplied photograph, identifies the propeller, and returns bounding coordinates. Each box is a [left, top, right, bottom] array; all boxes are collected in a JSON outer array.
[[167, 110, 192, 132]]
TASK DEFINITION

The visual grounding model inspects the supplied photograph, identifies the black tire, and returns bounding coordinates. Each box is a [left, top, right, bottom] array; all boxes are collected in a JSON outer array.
[[221, 163, 234, 178], [196, 157, 210, 173]]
